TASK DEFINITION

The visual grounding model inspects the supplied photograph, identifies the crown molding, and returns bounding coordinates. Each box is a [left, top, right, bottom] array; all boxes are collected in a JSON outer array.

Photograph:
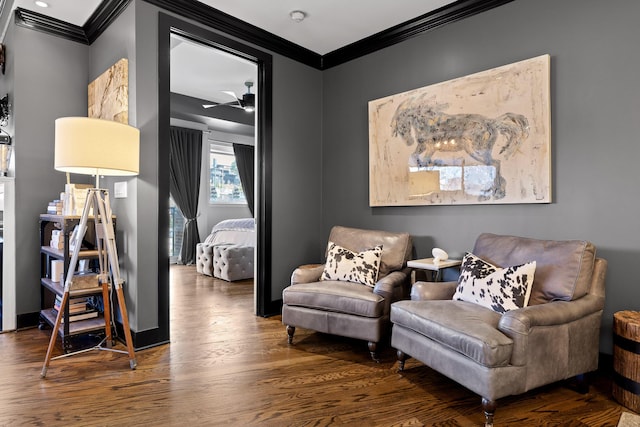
[[13, 0, 512, 69], [15, 7, 88, 43], [14, 0, 131, 45], [85, 0, 132, 43], [143, 0, 322, 68], [321, 0, 515, 69]]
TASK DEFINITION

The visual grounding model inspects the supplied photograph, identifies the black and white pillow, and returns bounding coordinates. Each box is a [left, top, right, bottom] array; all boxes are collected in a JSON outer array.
[[321, 242, 382, 287], [453, 252, 536, 314]]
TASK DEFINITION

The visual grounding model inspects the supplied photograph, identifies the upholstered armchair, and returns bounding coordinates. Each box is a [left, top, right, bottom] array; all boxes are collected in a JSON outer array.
[[282, 225, 413, 361], [390, 233, 607, 426]]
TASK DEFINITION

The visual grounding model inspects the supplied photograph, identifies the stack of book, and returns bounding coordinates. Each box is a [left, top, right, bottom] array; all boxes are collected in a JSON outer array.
[[52, 295, 99, 323], [46, 199, 64, 215], [50, 229, 64, 250]]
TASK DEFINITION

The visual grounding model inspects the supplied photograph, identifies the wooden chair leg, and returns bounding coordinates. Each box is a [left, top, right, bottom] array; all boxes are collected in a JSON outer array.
[[482, 398, 496, 427], [368, 341, 380, 362], [286, 325, 295, 344], [396, 350, 408, 371]]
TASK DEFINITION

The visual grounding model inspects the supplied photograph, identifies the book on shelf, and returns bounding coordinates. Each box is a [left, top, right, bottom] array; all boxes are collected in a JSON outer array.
[[54, 295, 88, 305], [47, 200, 63, 215], [53, 295, 89, 313], [53, 301, 89, 314], [50, 308, 99, 323]]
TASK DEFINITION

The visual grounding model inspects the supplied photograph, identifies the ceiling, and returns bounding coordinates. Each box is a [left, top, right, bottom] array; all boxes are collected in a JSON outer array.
[[195, 0, 456, 55], [170, 34, 256, 106], [12, 0, 457, 55], [170, 33, 257, 136]]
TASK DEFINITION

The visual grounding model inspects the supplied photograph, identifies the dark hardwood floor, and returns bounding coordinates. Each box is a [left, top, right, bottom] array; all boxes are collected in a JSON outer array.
[[0, 265, 630, 426]]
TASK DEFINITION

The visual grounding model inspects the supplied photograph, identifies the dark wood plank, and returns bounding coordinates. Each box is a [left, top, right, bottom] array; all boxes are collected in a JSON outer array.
[[0, 265, 628, 426]]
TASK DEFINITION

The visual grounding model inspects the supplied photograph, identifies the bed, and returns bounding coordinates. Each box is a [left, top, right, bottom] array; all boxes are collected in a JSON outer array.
[[196, 218, 255, 281], [201, 218, 255, 247]]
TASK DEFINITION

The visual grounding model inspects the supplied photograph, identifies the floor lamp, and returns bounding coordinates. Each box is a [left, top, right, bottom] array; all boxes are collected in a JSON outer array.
[[41, 117, 140, 378]]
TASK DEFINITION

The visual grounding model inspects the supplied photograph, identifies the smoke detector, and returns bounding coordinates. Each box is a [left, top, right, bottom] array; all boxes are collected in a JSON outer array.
[[289, 10, 306, 23]]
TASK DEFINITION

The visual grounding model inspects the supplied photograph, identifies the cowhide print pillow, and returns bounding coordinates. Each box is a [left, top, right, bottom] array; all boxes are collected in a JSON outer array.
[[321, 242, 383, 287], [453, 252, 536, 314]]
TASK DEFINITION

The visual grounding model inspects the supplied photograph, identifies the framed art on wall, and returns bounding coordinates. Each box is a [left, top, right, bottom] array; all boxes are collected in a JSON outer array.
[[368, 54, 551, 206], [88, 58, 129, 124]]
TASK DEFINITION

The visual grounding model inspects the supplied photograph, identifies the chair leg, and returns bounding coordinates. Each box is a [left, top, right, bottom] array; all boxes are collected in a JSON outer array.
[[397, 350, 408, 371], [574, 373, 590, 394], [368, 341, 380, 362], [286, 325, 295, 344], [482, 398, 496, 427]]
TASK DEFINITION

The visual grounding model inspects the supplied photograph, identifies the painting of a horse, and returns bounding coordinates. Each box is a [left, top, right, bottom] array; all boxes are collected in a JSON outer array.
[[391, 100, 530, 199], [368, 54, 551, 206]]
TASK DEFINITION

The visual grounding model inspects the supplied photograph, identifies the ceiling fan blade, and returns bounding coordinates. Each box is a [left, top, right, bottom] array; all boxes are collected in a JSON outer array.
[[221, 90, 238, 100], [203, 100, 241, 109]]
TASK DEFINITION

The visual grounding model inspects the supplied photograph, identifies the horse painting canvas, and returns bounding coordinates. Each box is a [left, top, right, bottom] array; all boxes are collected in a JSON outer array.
[[368, 54, 551, 206]]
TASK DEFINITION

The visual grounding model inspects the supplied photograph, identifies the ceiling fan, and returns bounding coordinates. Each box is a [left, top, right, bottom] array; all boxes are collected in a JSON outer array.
[[203, 81, 255, 112]]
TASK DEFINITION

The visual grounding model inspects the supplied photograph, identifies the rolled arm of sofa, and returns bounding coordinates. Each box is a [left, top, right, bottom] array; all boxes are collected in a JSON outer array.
[[290, 264, 325, 285], [374, 269, 410, 301], [499, 294, 605, 334], [499, 294, 605, 367], [410, 281, 458, 301]]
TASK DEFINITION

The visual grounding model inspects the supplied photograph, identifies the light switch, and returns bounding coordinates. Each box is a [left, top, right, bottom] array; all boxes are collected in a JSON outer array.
[[114, 181, 127, 198]]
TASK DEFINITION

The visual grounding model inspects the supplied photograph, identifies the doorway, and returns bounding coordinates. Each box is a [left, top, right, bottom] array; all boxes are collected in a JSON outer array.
[[169, 33, 257, 266], [158, 14, 273, 331]]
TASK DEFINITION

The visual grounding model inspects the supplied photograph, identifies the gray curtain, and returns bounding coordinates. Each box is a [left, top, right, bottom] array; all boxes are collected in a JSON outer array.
[[233, 143, 255, 216], [169, 126, 202, 265]]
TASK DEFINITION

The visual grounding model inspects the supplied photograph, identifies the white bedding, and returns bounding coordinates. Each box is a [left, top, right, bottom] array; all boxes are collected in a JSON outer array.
[[203, 218, 255, 247]]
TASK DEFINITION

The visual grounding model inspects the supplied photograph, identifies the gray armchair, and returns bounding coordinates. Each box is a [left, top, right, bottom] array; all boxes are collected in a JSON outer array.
[[390, 233, 607, 426], [282, 226, 413, 361]]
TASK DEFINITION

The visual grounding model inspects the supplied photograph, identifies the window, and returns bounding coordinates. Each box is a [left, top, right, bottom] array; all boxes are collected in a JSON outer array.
[[168, 197, 184, 263], [209, 142, 246, 204]]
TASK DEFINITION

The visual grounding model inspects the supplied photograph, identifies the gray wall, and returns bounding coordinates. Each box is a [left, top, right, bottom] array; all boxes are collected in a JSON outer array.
[[131, 0, 161, 332], [270, 54, 323, 296], [88, 2, 147, 330], [10, 23, 89, 316], [321, 0, 640, 353]]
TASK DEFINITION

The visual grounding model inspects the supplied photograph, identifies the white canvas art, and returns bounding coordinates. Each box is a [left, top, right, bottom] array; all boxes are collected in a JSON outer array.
[[88, 58, 129, 124], [368, 54, 551, 206]]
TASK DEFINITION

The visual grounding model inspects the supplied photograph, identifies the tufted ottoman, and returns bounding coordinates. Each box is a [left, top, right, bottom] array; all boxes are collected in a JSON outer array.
[[213, 244, 254, 281], [196, 243, 215, 276]]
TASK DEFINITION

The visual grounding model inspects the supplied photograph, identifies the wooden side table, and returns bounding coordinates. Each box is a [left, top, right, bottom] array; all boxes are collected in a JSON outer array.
[[407, 257, 462, 283], [613, 310, 640, 412]]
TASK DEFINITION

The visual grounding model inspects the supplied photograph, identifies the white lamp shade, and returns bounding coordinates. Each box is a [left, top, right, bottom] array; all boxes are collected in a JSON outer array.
[[55, 117, 140, 176]]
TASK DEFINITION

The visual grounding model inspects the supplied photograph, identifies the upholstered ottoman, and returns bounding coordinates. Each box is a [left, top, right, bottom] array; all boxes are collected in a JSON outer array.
[[196, 243, 215, 276], [213, 244, 254, 281]]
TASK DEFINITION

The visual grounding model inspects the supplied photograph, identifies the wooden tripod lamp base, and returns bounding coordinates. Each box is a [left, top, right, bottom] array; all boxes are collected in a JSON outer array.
[[41, 189, 137, 378]]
